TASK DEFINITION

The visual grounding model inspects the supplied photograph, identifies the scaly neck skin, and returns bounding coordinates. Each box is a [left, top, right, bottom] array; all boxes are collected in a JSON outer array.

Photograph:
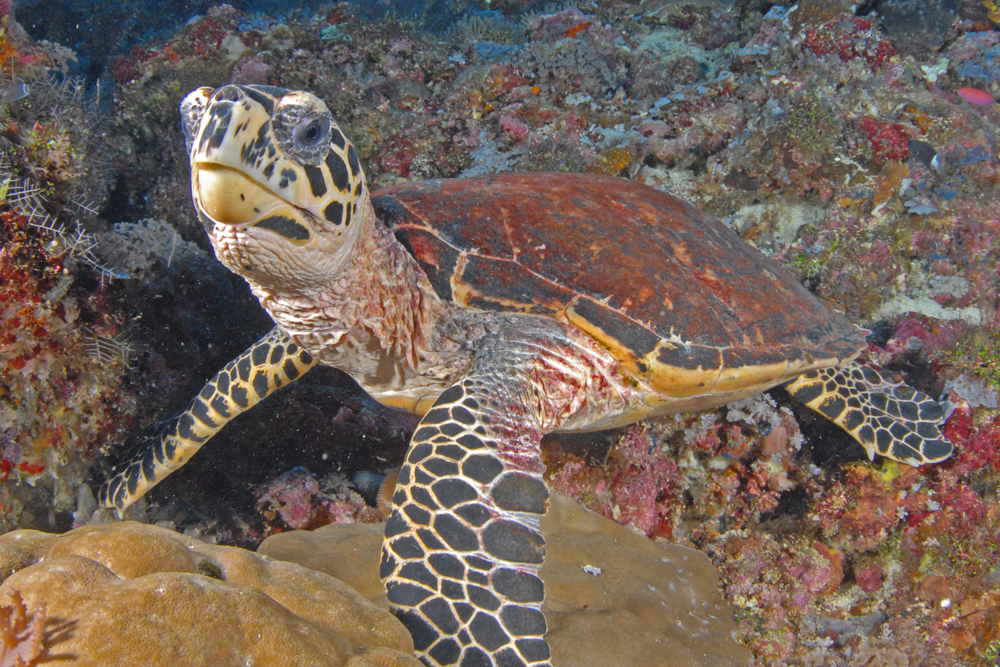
[[243, 201, 475, 413]]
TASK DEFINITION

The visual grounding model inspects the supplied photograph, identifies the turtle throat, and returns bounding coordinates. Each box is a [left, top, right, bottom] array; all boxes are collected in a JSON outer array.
[[255, 200, 472, 413]]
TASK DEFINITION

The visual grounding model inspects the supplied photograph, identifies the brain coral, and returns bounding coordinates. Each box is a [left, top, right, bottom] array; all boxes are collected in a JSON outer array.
[[0, 522, 419, 667]]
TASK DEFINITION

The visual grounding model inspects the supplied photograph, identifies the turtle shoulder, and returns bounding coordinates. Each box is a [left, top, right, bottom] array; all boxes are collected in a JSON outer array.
[[371, 172, 864, 396]]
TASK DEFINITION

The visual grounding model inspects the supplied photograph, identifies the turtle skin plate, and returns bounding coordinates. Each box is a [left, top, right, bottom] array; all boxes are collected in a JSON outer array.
[[372, 172, 866, 399]]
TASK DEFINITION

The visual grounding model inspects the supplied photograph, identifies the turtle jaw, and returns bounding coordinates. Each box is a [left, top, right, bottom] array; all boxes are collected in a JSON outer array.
[[193, 163, 359, 292], [194, 163, 316, 240]]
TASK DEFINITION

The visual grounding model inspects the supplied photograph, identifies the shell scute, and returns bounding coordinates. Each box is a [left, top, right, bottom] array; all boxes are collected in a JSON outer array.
[[393, 226, 459, 302], [457, 254, 568, 315], [372, 172, 865, 395]]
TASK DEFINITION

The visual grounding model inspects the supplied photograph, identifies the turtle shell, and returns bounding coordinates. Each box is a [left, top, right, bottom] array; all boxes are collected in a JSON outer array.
[[372, 172, 864, 398]]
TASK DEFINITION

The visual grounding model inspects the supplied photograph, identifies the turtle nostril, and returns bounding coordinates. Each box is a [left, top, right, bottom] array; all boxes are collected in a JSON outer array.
[[215, 86, 242, 102]]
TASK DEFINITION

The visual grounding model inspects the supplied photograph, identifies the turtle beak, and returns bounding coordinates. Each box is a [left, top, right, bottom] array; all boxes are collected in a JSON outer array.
[[195, 164, 283, 225], [194, 163, 316, 243]]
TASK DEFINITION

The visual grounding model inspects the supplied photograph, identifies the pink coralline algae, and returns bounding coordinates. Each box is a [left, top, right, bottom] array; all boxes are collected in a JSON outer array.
[[714, 532, 844, 628], [546, 396, 805, 544], [854, 562, 885, 593], [857, 116, 911, 162], [884, 317, 964, 358], [254, 467, 323, 530], [229, 54, 272, 85], [500, 114, 531, 143], [544, 424, 687, 538], [254, 467, 377, 534]]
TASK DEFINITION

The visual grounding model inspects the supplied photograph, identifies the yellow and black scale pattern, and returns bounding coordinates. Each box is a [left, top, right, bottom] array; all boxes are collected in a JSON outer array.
[[184, 83, 366, 242], [786, 361, 952, 466], [382, 378, 552, 667], [99, 327, 317, 510]]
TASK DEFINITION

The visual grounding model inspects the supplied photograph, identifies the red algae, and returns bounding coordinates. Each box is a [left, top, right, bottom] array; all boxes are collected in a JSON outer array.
[[857, 117, 912, 162], [803, 16, 898, 69], [0, 209, 132, 530]]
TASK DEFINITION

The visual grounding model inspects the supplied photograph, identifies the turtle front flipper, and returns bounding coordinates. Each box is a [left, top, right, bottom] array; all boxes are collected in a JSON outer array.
[[786, 361, 953, 466], [99, 327, 317, 514], [382, 377, 552, 667]]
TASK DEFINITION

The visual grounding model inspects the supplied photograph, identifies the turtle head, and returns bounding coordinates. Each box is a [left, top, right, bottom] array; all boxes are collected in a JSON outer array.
[[181, 85, 367, 291]]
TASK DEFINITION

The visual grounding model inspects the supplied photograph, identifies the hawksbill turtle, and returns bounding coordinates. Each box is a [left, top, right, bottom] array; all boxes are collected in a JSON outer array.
[[100, 85, 954, 667]]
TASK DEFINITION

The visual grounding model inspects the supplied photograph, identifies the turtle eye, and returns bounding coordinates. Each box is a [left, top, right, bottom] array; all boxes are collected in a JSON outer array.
[[293, 116, 330, 150], [272, 93, 334, 165]]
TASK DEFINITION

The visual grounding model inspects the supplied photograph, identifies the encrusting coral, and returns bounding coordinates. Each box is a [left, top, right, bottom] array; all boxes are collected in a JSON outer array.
[[259, 493, 751, 667], [0, 522, 420, 666]]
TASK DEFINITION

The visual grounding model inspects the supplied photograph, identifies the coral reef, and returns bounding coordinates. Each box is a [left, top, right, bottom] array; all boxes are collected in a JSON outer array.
[[0, 521, 420, 666], [544, 393, 803, 542], [0, 27, 136, 534], [1, 0, 999, 664], [260, 493, 751, 667]]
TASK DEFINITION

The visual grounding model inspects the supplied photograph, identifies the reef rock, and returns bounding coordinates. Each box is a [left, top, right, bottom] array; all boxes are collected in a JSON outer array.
[[0, 522, 419, 666], [260, 493, 750, 667]]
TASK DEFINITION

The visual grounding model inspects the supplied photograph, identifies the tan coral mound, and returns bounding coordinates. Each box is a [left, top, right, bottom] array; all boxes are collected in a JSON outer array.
[[0, 522, 420, 667], [260, 493, 750, 667]]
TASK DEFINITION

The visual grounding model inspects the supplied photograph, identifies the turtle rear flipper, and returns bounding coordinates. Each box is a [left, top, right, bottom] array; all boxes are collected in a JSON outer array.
[[382, 376, 552, 667], [786, 362, 953, 466], [99, 327, 317, 514]]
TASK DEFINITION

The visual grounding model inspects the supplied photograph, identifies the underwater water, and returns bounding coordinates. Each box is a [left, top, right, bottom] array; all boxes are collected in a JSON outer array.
[[0, 0, 999, 665]]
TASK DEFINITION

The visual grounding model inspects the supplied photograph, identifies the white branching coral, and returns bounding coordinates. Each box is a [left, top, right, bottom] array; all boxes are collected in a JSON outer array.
[[27, 213, 126, 285], [726, 393, 784, 433], [726, 394, 804, 452], [0, 156, 122, 284], [683, 411, 721, 445]]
